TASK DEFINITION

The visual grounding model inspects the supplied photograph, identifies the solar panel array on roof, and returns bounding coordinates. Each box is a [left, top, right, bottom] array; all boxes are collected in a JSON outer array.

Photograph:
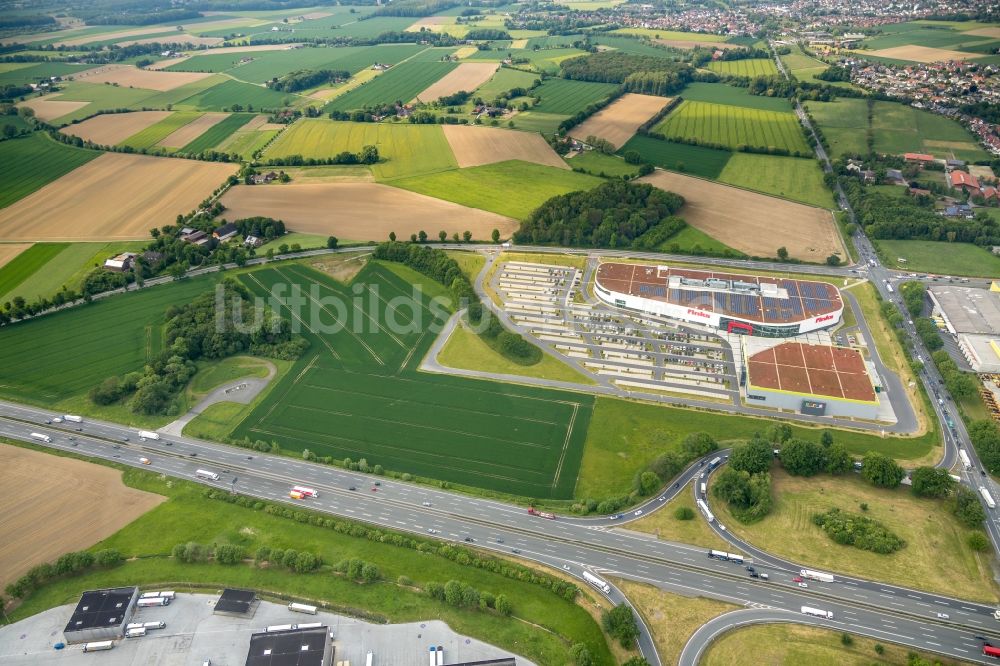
[[245, 627, 329, 666], [638, 284, 667, 297], [64, 587, 137, 633]]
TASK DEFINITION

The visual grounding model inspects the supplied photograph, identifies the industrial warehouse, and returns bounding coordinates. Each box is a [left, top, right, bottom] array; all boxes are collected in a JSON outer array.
[[928, 284, 1000, 373], [594, 262, 844, 337]]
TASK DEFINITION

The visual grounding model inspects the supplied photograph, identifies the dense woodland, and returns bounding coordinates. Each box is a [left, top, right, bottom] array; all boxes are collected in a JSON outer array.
[[560, 51, 695, 96], [266, 69, 350, 93], [514, 181, 685, 248]]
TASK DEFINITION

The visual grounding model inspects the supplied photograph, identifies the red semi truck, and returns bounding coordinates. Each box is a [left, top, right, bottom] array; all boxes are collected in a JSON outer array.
[[527, 508, 556, 519]]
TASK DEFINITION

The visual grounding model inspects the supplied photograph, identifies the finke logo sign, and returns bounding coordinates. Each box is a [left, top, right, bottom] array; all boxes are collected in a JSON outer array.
[[686, 308, 711, 319], [814, 314, 835, 324]]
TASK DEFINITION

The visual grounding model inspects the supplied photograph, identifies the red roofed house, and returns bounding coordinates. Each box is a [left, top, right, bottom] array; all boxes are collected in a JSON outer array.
[[982, 185, 998, 201], [904, 152, 935, 164], [950, 170, 981, 193]]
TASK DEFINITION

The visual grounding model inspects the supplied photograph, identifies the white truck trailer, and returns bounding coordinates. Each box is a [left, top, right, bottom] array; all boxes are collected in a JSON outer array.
[[583, 570, 611, 594], [800, 569, 835, 583], [801, 606, 834, 620]]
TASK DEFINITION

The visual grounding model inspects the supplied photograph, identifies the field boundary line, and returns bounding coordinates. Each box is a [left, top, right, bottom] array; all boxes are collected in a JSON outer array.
[[242, 272, 342, 360], [272, 265, 384, 366], [551, 402, 579, 490], [252, 353, 319, 431]]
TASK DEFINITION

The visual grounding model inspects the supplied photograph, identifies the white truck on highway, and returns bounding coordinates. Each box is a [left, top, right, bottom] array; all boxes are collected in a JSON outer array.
[[195, 469, 220, 481], [63, 415, 83, 423], [697, 499, 715, 523], [29, 432, 51, 443], [980, 486, 996, 509], [801, 606, 834, 620], [959, 449, 972, 471], [138, 430, 160, 440], [583, 570, 611, 594], [800, 569, 835, 583]]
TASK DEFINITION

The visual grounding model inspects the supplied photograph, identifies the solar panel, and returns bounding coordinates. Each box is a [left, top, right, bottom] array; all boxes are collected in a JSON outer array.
[[781, 280, 799, 297], [714, 294, 726, 310]]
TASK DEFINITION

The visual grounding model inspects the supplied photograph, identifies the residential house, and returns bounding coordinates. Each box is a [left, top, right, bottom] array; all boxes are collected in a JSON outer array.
[[950, 170, 981, 194], [250, 171, 278, 185], [181, 229, 209, 245], [982, 185, 998, 201], [903, 152, 935, 164], [213, 222, 239, 242], [942, 204, 974, 219], [885, 168, 906, 185], [244, 235, 263, 248]]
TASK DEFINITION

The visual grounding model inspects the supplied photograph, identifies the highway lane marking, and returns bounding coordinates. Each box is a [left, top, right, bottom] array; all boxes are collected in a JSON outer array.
[[925, 641, 941, 647], [954, 647, 968, 653]]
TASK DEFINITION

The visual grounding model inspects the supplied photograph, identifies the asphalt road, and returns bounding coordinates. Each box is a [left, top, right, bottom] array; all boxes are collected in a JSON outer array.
[[3, 402, 1000, 664]]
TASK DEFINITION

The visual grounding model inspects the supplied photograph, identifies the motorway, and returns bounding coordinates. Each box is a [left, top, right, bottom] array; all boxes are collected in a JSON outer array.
[[3, 400, 1000, 664]]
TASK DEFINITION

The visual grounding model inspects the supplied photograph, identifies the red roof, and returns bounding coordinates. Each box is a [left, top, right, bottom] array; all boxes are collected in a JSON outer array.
[[950, 170, 980, 189], [982, 185, 997, 199], [747, 342, 877, 402], [904, 152, 934, 162]]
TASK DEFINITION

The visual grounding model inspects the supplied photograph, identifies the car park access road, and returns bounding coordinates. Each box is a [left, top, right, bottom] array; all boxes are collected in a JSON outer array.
[[2, 400, 998, 664]]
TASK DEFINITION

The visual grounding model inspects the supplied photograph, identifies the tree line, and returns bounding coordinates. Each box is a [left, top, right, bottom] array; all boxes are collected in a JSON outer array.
[[266, 69, 350, 93]]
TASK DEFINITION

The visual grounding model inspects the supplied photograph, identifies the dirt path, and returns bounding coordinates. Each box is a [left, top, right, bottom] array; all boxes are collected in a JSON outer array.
[[160, 360, 277, 437]]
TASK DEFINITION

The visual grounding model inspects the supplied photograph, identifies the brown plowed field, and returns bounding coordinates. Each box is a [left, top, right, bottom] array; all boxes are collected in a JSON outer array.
[[220, 182, 518, 241], [0, 153, 237, 241], [866, 45, 976, 63], [60, 111, 173, 145], [147, 56, 190, 70], [74, 64, 212, 91], [0, 243, 32, 268], [0, 443, 164, 590], [16, 96, 89, 122], [568, 93, 669, 150], [442, 124, 568, 169], [963, 27, 1000, 39], [414, 63, 499, 103], [158, 112, 229, 147], [639, 170, 846, 262]]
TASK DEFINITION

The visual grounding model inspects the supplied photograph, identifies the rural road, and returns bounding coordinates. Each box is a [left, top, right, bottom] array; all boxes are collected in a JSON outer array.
[[159, 360, 276, 437]]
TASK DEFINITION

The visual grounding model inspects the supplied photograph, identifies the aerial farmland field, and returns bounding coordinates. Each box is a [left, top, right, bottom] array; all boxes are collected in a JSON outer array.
[[120, 111, 204, 149], [59, 111, 173, 146], [676, 81, 792, 112], [173, 78, 299, 111], [178, 113, 256, 153], [475, 67, 541, 100], [0, 133, 101, 209], [618, 134, 733, 179], [234, 262, 593, 498], [706, 58, 778, 77], [326, 61, 459, 112], [529, 78, 619, 115], [568, 92, 670, 149], [264, 119, 457, 180], [653, 100, 810, 154], [0, 243, 68, 298]]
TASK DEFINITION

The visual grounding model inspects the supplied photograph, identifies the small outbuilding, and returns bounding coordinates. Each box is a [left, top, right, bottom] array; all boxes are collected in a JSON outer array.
[[214, 588, 259, 618], [63, 586, 139, 644]]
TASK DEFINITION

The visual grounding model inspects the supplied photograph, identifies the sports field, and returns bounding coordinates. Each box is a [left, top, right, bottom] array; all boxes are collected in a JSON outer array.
[[718, 153, 835, 208], [653, 100, 810, 154], [233, 263, 593, 498], [618, 134, 733, 179], [59, 111, 172, 146], [706, 58, 777, 77], [327, 61, 459, 112], [569, 93, 669, 150], [0, 153, 237, 241], [390, 160, 603, 220], [264, 119, 457, 180], [640, 170, 844, 261], [876, 239, 1000, 277], [530, 78, 619, 115], [0, 133, 101, 210]]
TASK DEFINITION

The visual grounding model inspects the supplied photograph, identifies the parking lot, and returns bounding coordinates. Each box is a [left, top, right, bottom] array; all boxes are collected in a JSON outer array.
[[0, 593, 534, 666]]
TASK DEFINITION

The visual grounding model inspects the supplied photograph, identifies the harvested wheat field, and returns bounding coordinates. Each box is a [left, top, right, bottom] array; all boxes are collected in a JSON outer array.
[[962, 27, 1000, 39], [17, 96, 89, 122], [453, 46, 479, 59], [191, 43, 303, 56], [867, 45, 976, 63], [0, 443, 164, 590], [0, 153, 237, 241], [509, 39, 529, 49], [158, 112, 229, 147], [640, 170, 846, 261], [407, 16, 451, 30], [220, 182, 518, 241], [414, 63, 500, 103], [60, 110, 172, 145], [75, 64, 212, 91], [0, 243, 32, 268], [569, 93, 669, 150], [55, 25, 178, 47], [443, 124, 567, 169], [147, 56, 190, 70]]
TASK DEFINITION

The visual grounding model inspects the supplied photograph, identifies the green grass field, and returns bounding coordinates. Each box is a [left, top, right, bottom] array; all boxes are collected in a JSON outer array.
[[0, 133, 101, 209], [0, 274, 220, 405], [173, 78, 298, 111], [653, 100, 810, 154], [119, 111, 203, 150], [389, 160, 603, 220], [876, 239, 1000, 277], [475, 67, 541, 100], [0, 243, 68, 299], [587, 35, 677, 57], [567, 150, 639, 177], [807, 97, 988, 161], [5, 456, 614, 666], [233, 262, 593, 498], [529, 78, 618, 115], [326, 61, 458, 111], [612, 28, 725, 42], [264, 119, 457, 180], [718, 153, 835, 208], [180, 112, 255, 153], [509, 111, 567, 136], [659, 225, 740, 256], [618, 134, 733, 179], [217, 127, 280, 158], [678, 81, 793, 112], [706, 58, 778, 77], [0, 241, 145, 303], [44, 82, 159, 124], [0, 61, 93, 87]]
